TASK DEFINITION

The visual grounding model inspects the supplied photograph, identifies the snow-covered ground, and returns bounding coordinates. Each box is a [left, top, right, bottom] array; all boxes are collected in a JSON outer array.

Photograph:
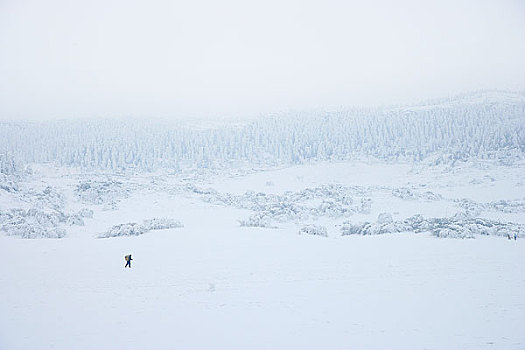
[[1, 160, 524, 349]]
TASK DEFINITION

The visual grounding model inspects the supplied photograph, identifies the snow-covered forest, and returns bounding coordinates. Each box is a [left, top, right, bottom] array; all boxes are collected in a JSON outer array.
[[1, 91, 524, 171]]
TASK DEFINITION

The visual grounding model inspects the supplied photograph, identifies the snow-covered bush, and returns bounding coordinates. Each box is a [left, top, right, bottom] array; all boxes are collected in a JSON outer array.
[[66, 215, 84, 226], [143, 218, 184, 230], [0, 174, 19, 192], [78, 208, 94, 218], [314, 199, 352, 217], [192, 184, 372, 227], [75, 179, 129, 206], [101, 223, 145, 237], [0, 154, 23, 192], [64, 208, 95, 226], [489, 199, 525, 213], [99, 218, 184, 238], [0, 153, 21, 176], [23, 186, 66, 210], [341, 221, 409, 236], [432, 227, 475, 239], [239, 214, 276, 228], [0, 205, 92, 238], [299, 224, 328, 237], [469, 175, 495, 185], [0, 209, 67, 238], [378, 212, 393, 224], [341, 213, 525, 239], [392, 188, 442, 201], [5, 224, 66, 239], [455, 198, 483, 216], [392, 188, 418, 200], [421, 191, 443, 201], [455, 198, 525, 215]]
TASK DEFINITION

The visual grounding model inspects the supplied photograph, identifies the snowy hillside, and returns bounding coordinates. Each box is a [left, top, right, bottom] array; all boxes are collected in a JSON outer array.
[[1, 91, 525, 349]]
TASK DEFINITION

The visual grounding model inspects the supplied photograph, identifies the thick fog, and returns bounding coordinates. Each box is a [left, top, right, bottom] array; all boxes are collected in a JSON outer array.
[[1, 0, 524, 120]]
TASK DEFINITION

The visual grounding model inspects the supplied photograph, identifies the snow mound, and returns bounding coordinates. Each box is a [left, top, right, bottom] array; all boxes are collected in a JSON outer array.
[[99, 218, 184, 238]]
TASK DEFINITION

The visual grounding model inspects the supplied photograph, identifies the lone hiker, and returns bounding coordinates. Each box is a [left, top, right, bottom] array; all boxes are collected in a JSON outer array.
[[125, 254, 133, 268]]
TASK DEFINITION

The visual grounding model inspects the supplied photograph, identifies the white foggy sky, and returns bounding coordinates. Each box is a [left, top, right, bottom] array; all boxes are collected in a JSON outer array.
[[0, 0, 524, 120]]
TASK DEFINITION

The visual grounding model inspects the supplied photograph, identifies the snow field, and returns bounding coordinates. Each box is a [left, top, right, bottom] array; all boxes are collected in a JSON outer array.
[[1, 159, 525, 349], [1, 227, 524, 349]]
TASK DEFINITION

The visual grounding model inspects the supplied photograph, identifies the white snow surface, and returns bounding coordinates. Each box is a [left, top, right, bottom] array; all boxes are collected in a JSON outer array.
[[1, 159, 524, 349]]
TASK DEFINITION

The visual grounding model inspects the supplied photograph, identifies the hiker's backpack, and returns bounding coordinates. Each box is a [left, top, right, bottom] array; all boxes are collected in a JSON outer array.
[[125, 254, 131, 261]]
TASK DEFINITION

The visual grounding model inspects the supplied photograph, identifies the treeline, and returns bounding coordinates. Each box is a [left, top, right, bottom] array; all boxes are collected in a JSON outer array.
[[1, 92, 524, 171]]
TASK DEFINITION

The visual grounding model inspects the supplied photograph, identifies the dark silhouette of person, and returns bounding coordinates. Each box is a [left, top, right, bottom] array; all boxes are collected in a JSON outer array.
[[125, 254, 133, 268]]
